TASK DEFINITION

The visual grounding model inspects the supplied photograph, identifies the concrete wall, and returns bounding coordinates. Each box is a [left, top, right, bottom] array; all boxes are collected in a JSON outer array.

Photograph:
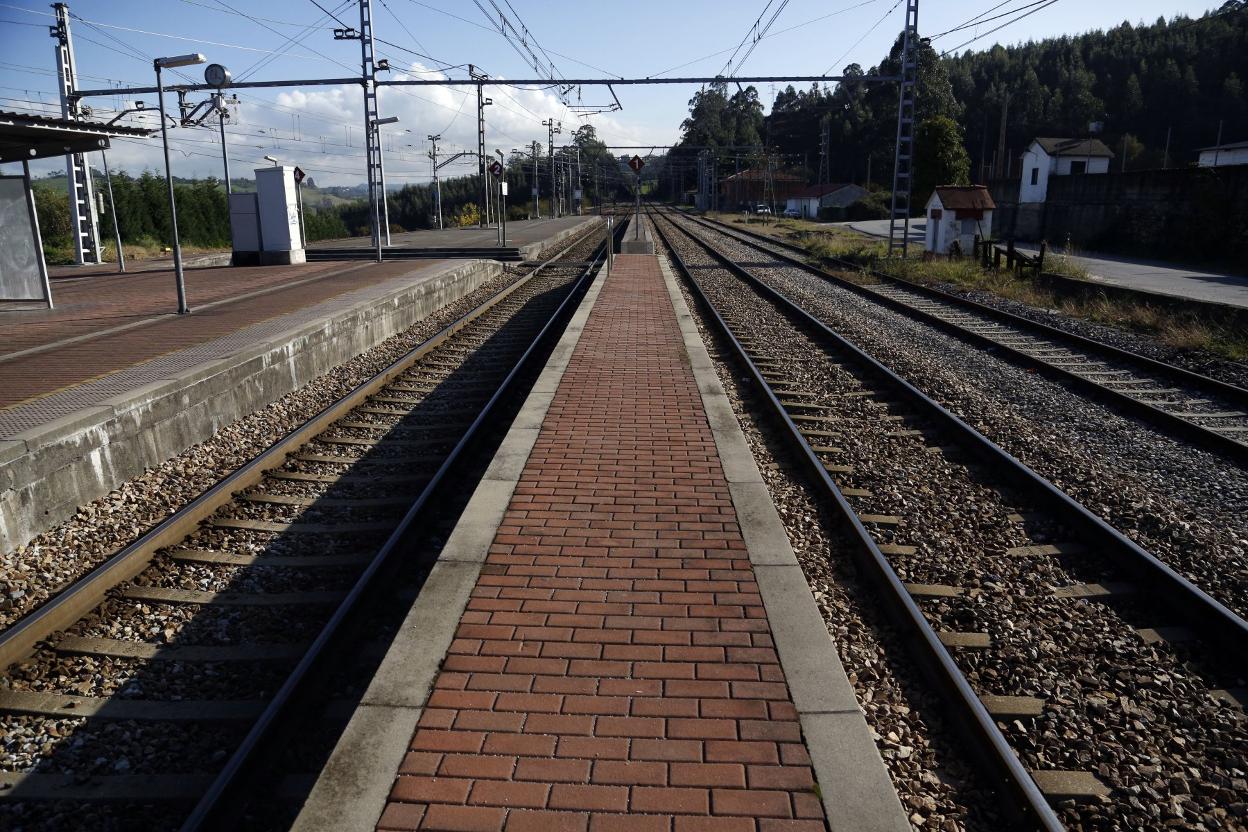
[[1199, 147, 1248, 167], [0, 260, 501, 555], [989, 165, 1248, 264]]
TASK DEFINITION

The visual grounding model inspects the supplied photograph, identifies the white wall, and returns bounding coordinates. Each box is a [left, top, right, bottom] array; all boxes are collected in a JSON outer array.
[[1054, 156, 1110, 176], [1021, 143, 1112, 203], [1198, 147, 1248, 167], [925, 193, 993, 254], [1020, 146, 1052, 203]]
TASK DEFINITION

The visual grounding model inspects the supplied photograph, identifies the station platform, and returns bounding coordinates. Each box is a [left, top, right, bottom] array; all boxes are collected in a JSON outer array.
[[0, 218, 599, 554], [294, 250, 909, 831]]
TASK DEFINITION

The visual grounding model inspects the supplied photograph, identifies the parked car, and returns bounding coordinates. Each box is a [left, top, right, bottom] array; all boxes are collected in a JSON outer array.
[[782, 207, 800, 219], [754, 204, 772, 215]]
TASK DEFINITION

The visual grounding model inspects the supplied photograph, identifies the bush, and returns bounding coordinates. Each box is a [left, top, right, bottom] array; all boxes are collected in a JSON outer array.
[[846, 192, 890, 221]]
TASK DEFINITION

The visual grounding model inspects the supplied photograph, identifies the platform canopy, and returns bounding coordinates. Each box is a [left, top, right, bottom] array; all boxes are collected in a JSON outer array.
[[0, 109, 151, 163]]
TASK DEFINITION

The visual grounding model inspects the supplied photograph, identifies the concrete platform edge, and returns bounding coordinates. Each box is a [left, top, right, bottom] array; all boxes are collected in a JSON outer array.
[[656, 253, 911, 832], [290, 261, 611, 832], [1, 259, 500, 554], [517, 216, 599, 260]]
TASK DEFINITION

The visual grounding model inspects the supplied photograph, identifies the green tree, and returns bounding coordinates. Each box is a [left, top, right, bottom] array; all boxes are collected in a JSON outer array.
[[912, 116, 971, 207]]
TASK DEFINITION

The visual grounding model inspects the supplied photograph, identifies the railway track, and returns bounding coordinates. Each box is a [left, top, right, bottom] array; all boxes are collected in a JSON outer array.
[[681, 211, 1248, 465], [0, 216, 626, 831], [652, 209, 1248, 832]]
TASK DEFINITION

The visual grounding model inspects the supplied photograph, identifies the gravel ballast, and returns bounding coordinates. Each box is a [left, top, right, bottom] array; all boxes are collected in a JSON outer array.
[[658, 213, 1248, 832]]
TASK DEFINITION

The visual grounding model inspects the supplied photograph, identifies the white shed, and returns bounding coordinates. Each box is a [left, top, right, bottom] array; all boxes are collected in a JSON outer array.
[[1019, 137, 1113, 203], [1197, 140, 1248, 168], [924, 186, 996, 256], [784, 183, 869, 219]]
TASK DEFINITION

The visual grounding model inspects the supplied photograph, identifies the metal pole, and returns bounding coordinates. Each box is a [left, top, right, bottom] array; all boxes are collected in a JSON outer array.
[[606, 214, 613, 273], [635, 173, 641, 239], [495, 149, 505, 246], [100, 150, 125, 273], [1163, 125, 1172, 169], [296, 177, 307, 248], [218, 101, 232, 196], [378, 126, 390, 246], [576, 147, 582, 214], [532, 142, 540, 219], [473, 70, 487, 229], [23, 159, 54, 309], [156, 65, 190, 314]]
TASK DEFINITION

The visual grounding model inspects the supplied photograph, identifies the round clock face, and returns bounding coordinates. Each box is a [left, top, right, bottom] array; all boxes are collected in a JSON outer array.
[[205, 63, 231, 88]]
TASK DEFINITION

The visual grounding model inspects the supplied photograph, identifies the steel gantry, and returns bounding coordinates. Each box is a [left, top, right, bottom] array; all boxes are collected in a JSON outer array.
[[65, 0, 916, 261], [888, 0, 920, 258], [334, 0, 385, 261], [51, 2, 102, 266]]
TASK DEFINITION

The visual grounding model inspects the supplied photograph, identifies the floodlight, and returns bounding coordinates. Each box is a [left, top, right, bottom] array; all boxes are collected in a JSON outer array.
[[155, 53, 206, 69]]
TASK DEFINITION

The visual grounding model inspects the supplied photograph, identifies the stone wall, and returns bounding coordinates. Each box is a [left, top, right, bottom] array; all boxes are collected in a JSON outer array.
[[988, 166, 1248, 264]]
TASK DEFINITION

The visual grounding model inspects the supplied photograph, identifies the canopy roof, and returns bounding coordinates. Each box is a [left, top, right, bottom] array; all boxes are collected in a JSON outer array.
[[0, 110, 152, 163]]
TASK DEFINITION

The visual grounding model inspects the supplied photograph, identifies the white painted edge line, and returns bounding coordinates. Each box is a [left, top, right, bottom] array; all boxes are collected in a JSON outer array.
[[290, 260, 611, 832], [656, 252, 911, 832]]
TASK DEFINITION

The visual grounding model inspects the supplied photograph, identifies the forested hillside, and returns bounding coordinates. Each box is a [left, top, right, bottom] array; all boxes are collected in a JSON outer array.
[[672, 2, 1248, 202]]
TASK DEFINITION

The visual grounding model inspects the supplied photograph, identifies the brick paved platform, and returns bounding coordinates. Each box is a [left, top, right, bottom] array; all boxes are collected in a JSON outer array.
[[293, 253, 908, 832]]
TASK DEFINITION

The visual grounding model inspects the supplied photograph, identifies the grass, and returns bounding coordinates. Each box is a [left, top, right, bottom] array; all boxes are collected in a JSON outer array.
[[44, 238, 229, 266], [705, 211, 1248, 363]]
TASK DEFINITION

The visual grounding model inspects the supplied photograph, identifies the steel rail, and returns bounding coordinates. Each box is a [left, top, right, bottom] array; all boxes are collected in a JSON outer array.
[[180, 215, 628, 831], [683, 211, 1248, 464], [648, 210, 1064, 832], [659, 209, 1248, 655], [0, 228, 593, 672]]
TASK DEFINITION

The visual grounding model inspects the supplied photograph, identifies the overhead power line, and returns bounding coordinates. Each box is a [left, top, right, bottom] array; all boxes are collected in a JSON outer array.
[[939, 0, 1062, 55]]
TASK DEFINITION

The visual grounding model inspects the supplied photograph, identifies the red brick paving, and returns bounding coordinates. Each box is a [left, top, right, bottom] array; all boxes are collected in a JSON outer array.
[[375, 254, 827, 832], [0, 260, 448, 410]]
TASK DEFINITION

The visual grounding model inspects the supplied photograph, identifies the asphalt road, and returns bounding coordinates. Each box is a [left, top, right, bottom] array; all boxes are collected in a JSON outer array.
[[837, 218, 1248, 309]]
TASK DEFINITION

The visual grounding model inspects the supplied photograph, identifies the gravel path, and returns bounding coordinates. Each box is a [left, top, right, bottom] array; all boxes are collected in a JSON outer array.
[[673, 214, 1248, 622], [658, 214, 1248, 832]]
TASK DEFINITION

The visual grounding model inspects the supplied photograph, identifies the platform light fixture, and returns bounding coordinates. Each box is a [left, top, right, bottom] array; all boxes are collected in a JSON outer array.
[[154, 52, 206, 315], [371, 117, 400, 245]]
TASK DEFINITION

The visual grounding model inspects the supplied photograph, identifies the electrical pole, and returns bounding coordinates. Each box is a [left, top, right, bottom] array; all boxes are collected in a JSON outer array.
[[574, 146, 582, 214], [428, 133, 443, 230], [334, 0, 384, 262], [470, 64, 489, 228], [995, 92, 1010, 179], [887, 0, 919, 258], [530, 140, 541, 218], [215, 94, 233, 196], [51, 3, 103, 265], [543, 119, 560, 218]]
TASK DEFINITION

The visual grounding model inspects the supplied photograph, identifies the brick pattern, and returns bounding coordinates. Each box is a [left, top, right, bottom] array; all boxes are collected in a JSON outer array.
[[377, 255, 827, 832], [0, 260, 447, 410]]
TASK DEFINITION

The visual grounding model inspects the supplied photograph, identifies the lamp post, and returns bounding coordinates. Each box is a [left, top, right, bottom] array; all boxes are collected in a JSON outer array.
[[154, 52, 206, 315]]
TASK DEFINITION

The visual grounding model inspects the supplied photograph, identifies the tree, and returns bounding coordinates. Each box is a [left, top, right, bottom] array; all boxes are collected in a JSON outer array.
[[912, 116, 971, 206]]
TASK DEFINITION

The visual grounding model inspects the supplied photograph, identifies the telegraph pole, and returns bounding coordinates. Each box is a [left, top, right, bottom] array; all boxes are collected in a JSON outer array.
[[428, 133, 443, 230], [51, 3, 103, 265]]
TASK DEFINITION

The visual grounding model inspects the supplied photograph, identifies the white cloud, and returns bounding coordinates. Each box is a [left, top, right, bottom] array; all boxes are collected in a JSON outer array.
[[7, 60, 665, 187]]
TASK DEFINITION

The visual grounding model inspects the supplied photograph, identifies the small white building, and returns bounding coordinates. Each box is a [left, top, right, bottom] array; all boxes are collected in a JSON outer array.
[[1019, 137, 1114, 203], [784, 183, 869, 219], [924, 186, 995, 255], [1197, 140, 1248, 168]]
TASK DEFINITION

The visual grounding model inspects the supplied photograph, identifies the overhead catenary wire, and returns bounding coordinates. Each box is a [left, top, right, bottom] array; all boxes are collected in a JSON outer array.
[[938, 0, 1061, 55]]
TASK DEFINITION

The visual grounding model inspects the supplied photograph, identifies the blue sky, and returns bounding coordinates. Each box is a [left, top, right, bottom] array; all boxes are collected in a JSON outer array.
[[0, 0, 1223, 185]]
